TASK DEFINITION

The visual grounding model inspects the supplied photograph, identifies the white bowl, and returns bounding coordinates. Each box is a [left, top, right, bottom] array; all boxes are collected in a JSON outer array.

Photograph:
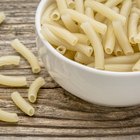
[[35, 0, 140, 107]]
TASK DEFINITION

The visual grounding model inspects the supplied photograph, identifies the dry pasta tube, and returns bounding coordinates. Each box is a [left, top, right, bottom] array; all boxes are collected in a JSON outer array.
[[61, 14, 79, 33], [41, 3, 57, 24], [64, 51, 76, 60], [95, 0, 123, 22], [136, 0, 140, 8], [85, 0, 126, 25], [50, 8, 60, 21], [0, 109, 19, 123], [75, 44, 93, 57], [85, 7, 94, 18], [128, 12, 139, 44], [11, 92, 35, 116], [105, 64, 133, 72], [132, 58, 140, 71], [46, 20, 64, 28], [0, 75, 27, 87], [105, 53, 140, 64], [113, 42, 123, 56], [63, 9, 107, 35], [75, 0, 84, 13], [46, 24, 78, 46], [66, 0, 75, 9], [56, 0, 67, 14], [81, 22, 104, 70], [112, 21, 134, 55], [132, 7, 140, 15], [104, 22, 115, 54], [0, 56, 20, 67], [74, 52, 94, 64], [11, 39, 41, 73], [0, 12, 5, 24], [56, 46, 67, 55], [73, 33, 90, 45], [28, 77, 45, 103]]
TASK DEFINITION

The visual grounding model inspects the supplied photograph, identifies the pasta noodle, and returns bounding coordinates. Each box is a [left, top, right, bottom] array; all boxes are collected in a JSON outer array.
[[75, 0, 84, 13], [95, 0, 123, 22], [64, 9, 107, 35], [66, 0, 75, 9], [64, 51, 76, 60], [128, 12, 139, 44], [85, 0, 126, 25], [11, 92, 35, 116], [46, 24, 78, 46], [61, 14, 79, 33], [73, 33, 90, 45], [81, 22, 104, 70], [112, 21, 134, 55], [0, 56, 20, 67], [41, 3, 57, 24], [11, 39, 41, 73], [0, 12, 5, 24], [74, 52, 94, 64], [0, 74, 27, 87], [104, 22, 115, 54], [85, 7, 94, 18], [0, 109, 19, 123], [50, 8, 60, 21], [136, 0, 140, 8], [56, 0, 67, 14], [113, 43, 123, 56], [28, 77, 45, 103], [105, 64, 133, 72], [56, 46, 67, 55]]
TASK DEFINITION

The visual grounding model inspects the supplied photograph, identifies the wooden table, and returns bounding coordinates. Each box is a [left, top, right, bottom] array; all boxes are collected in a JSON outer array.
[[1, 0, 140, 139]]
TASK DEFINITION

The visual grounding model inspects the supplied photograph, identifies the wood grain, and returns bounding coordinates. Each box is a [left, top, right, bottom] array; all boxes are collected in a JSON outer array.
[[0, 0, 140, 139]]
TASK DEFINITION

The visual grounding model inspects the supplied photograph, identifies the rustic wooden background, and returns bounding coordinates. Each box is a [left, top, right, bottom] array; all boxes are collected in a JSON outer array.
[[1, 0, 140, 139]]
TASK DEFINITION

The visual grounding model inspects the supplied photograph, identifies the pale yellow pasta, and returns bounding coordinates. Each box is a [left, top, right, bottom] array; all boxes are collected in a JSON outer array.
[[114, 43, 123, 56], [95, 0, 123, 22], [64, 51, 75, 60], [11, 39, 41, 73], [61, 14, 79, 33], [0, 75, 27, 87], [50, 8, 60, 21], [73, 33, 90, 45], [104, 22, 115, 54], [105, 64, 133, 72], [0, 56, 20, 67], [56, 46, 67, 55], [41, 3, 57, 24], [63, 9, 107, 35], [81, 22, 104, 70], [85, 0, 126, 25], [112, 21, 134, 55], [28, 77, 45, 103], [96, 0, 106, 2], [132, 7, 140, 15], [46, 20, 64, 28], [0, 12, 5, 24], [66, 0, 75, 9], [105, 53, 140, 64], [56, 0, 67, 13], [132, 57, 140, 71], [75, 0, 84, 13], [134, 32, 140, 43], [85, 7, 94, 18], [120, 0, 132, 33], [128, 12, 139, 44], [136, 0, 140, 8], [74, 52, 94, 64], [0, 109, 19, 123], [11, 92, 35, 116], [46, 24, 78, 46]]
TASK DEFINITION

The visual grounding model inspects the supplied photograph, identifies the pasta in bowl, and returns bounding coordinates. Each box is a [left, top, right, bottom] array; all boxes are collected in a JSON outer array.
[[36, 0, 140, 107]]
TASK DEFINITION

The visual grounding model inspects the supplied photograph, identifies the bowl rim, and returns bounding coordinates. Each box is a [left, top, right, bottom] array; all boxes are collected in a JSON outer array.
[[35, 0, 140, 77]]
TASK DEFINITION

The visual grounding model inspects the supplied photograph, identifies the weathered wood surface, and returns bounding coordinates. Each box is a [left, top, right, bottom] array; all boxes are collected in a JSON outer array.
[[1, 0, 140, 139]]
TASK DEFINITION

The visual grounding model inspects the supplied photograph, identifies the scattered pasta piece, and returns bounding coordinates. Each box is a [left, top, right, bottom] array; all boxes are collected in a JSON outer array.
[[11, 92, 35, 116], [0, 109, 19, 123], [0, 55, 20, 67], [28, 77, 45, 103], [0, 12, 5, 24], [11, 39, 41, 73]]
